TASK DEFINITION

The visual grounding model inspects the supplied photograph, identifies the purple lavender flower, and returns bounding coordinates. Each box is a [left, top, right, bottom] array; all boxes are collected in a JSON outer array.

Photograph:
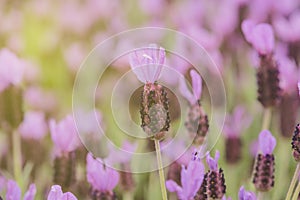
[[242, 20, 274, 55], [253, 130, 276, 191], [49, 115, 80, 154], [179, 69, 202, 105], [129, 44, 165, 84], [0, 49, 24, 92], [18, 111, 48, 141], [6, 180, 36, 200], [166, 152, 205, 200], [238, 186, 257, 200], [47, 185, 77, 200], [86, 153, 119, 198]]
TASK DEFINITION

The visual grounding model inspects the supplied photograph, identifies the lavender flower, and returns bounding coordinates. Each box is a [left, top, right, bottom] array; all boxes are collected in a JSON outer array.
[[86, 153, 119, 199], [6, 180, 36, 200], [180, 70, 209, 145], [252, 130, 276, 191], [204, 151, 226, 199], [47, 185, 77, 200], [0, 49, 24, 92], [291, 124, 300, 161], [238, 186, 257, 200], [130, 44, 170, 140], [18, 111, 48, 141], [166, 152, 205, 200], [242, 20, 274, 56], [49, 115, 80, 154]]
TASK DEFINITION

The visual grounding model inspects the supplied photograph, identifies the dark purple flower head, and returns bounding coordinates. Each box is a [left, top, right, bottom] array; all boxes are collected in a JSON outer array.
[[238, 186, 257, 200], [258, 130, 276, 155], [179, 69, 202, 105], [206, 151, 220, 171], [166, 153, 205, 200], [47, 185, 77, 200], [242, 20, 274, 55], [129, 44, 165, 84]]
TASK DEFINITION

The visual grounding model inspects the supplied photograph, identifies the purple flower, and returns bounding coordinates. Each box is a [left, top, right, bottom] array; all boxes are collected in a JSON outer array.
[[242, 20, 274, 55], [179, 69, 202, 105], [277, 56, 299, 92], [49, 115, 80, 154], [129, 44, 165, 83], [18, 111, 48, 140], [47, 185, 77, 200], [166, 153, 205, 200], [206, 151, 220, 171], [0, 49, 24, 92], [223, 106, 252, 138], [238, 186, 257, 200], [105, 140, 137, 165], [86, 153, 120, 193], [6, 180, 36, 200], [273, 11, 300, 42], [258, 130, 276, 155]]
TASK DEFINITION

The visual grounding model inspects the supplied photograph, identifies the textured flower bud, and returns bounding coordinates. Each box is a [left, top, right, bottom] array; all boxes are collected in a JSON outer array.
[[252, 154, 275, 191], [225, 137, 242, 164], [140, 82, 170, 140], [195, 175, 207, 200], [185, 101, 209, 145], [90, 190, 117, 200], [205, 168, 226, 199], [292, 124, 300, 161], [256, 55, 281, 107], [53, 152, 76, 189]]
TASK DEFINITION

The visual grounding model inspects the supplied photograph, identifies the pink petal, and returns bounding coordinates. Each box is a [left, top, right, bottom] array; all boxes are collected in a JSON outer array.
[[6, 180, 21, 200], [251, 24, 274, 55], [259, 130, 276, 155], [47, 185, 63, 200], [179, 76, 196, 105], [61, 192, 77, 200], [241, 19, 255, 43], [190, 70, 202, 101], [166, 180, 182, 193], [24, 184, 37, 200]]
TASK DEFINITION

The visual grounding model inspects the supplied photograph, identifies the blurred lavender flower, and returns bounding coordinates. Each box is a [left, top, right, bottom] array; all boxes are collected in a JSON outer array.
[[166, 151, 205, 200], [49, 115, 80, 154], [129, 44, 165, 84], [18, 111, 48, 141], [242, 20, 274, 56], [253, 130, 276, 191], [6, 180, 36, 200], [0, 49, 24, 92], [238, 186, 257, 200], [47, 185, 77, 200], [86, 153, 119, 199]]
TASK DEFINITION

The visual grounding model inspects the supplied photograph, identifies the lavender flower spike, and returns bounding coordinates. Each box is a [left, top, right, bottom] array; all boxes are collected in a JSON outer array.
[[6, 180, 36, 200], [238, 186, 257, 200], [166, 152, 205, 200], [47, 185, 77, 200], [206, 150, 220, 171], [129, 44, 165, 83], [258, 130, 276, 155], [179, 69, 202, 105]]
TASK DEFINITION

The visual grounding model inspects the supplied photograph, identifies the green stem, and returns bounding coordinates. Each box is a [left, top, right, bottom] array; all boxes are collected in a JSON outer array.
[[12, 130, 23, 190], [286, 163, 300, 200], [154, 139, 168, 200], [261, 108, 272, 131], [292, 181, 300, 200], [258, 192, 266, 200], [123, 192, 133, 200]]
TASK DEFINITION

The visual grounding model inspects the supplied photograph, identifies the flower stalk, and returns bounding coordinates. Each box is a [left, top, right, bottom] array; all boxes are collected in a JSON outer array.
[[285, 163, 300, 200], [155, 139, 168, 200]]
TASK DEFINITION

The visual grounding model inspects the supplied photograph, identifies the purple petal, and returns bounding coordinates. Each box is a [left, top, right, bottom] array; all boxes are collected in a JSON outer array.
[[298, 82, 300, 97], [61, 192, 77, 200], [166, 180, 181, 192], [238, 186, 257, 200], [47, 185, 63, 200], [24, 184, 37, 200], [259, 130, 276, 155], [6, 180, 21, 200], [179, 76, 196, 105], [251, 24, 274, 55], [190, 70, 202, 101], [105, 167, 120, 191], [241, 19, 255, 43], [206, 151, 220, 171]]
